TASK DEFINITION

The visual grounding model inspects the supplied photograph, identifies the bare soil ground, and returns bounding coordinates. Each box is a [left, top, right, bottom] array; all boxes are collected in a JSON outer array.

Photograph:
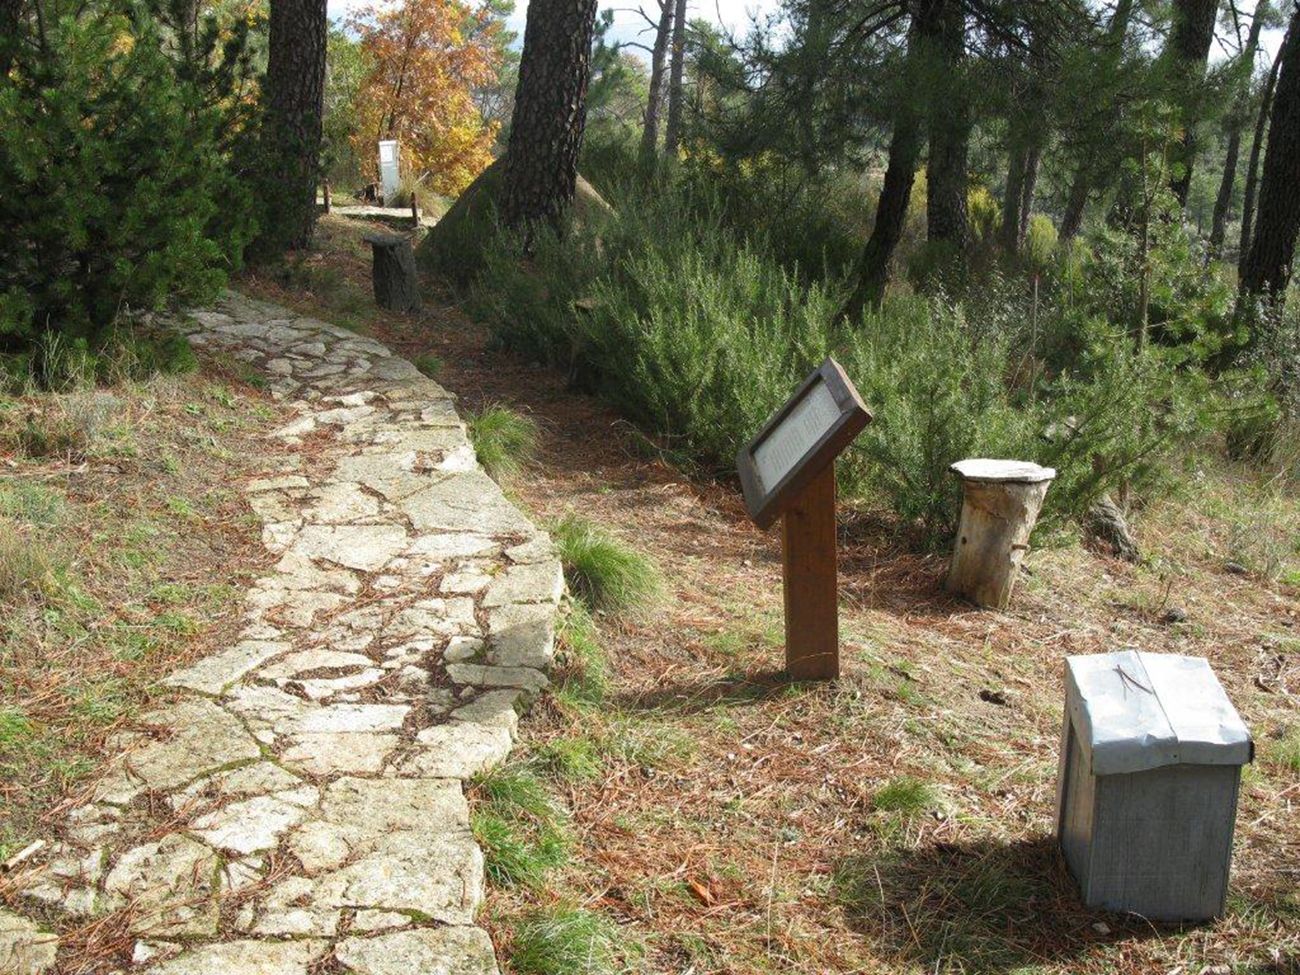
[[242, 213, 1300, 975]]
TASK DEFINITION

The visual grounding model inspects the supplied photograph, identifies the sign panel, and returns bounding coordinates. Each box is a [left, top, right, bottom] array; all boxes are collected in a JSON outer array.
[[378, 140, 401, 204], [737, 358, 871, 530]]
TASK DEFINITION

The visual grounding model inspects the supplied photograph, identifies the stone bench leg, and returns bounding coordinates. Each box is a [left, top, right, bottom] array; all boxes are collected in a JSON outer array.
[[945, 459, 1055, 610]]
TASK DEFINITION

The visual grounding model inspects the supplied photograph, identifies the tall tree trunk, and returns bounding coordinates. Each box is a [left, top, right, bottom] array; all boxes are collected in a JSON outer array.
[[1239, 40, 1283, 278], [259, 0, 327, 253], [1209, 1, 1268, 259], [1060, 174, 1090, 242], [1240, 9, 1300, 302], [1002, 147, 1028, 253], [0, 0, 23, 76], [925, 0, 968, 249], [640, 0, 673, 165], [663, 0, 687, 158], [1060, 0, 1136, 241], [843, 0, 949, 314], [1019, 144, 1041, 242], [843, 112, 924, 316], [501, 0, 600, 230], [1166, 0, 1221, 208], [1002, 25, 1046, 255]]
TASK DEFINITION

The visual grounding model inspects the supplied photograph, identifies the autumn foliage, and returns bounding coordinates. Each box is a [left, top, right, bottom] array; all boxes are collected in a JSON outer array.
[[347, 0, 503, 197]]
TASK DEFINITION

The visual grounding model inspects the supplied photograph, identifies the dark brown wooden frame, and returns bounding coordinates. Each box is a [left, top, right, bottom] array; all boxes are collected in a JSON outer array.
[[736, 357, 872, 530]]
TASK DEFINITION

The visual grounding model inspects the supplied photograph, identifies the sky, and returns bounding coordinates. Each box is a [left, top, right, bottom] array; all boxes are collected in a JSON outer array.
[[328, 0, 1285, 66], [504, 0, 782, 51], [324, 0, 783, 44]]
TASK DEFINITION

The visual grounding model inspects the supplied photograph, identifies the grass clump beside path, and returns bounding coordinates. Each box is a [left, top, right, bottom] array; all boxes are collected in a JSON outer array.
[[551, 513, 661, 614], [468, 404, 539, 479], [472, 766, 573, 891], [510, 907, 628, 975]]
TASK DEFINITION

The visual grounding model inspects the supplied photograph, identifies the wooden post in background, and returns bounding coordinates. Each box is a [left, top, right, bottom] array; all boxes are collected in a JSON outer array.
[[782, 463, 839, 680]]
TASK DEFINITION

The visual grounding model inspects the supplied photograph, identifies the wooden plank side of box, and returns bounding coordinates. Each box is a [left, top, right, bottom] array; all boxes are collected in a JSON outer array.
[[1084, 764, 1241, 920]]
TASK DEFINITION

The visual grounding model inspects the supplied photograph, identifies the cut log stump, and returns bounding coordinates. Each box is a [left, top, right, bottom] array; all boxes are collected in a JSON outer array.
[[946, 458, 1056, 610], [364, 232, 421, 313]]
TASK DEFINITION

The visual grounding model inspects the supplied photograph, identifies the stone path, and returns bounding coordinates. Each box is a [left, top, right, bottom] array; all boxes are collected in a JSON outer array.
[[331, 203, 439, 228], [0, 292, 563, 974]]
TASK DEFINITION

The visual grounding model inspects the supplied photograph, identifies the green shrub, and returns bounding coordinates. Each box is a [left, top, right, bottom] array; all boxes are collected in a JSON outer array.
[[551, 514, 660, 613], [837, 297, 1039, 538], [468, 223, 606, 371], [1023, 214, 1059, 273], [0, 0, 253, 351], [466, 405, 538, 479], [1076, 214, 1236, 359], [468, 177, 1212, 545]]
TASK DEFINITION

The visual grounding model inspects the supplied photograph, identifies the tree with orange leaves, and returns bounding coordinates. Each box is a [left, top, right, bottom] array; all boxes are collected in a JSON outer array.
[[347, 0, 505, 197]]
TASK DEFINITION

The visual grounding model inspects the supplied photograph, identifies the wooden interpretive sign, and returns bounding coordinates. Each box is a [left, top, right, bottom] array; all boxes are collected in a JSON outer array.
[[737, 358, 872, 680]]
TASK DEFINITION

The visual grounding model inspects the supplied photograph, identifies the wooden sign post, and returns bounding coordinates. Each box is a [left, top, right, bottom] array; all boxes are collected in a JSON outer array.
[[737, 359, 872, 680]]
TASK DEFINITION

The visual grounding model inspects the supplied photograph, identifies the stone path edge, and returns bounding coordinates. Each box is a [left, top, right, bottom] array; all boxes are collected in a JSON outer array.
[[0, 290, 564, 975]]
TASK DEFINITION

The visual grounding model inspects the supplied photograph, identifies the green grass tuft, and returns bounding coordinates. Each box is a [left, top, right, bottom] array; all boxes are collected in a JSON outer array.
[[551, 513, 660, 613], [0, 521, 57, 601], [415, 352, 443, 379], [467, 404, 538, 479], [0, 482, 64, 525], [534, 736, 603, 784], [473, 812, 569, 890], [1268, 728, 1300, 773], [871, 776, 937, 815], [554, 604, 609, 707], [472, 766, 571, 890], [0, 707, 36, 750], [510, 906, 624, 975]]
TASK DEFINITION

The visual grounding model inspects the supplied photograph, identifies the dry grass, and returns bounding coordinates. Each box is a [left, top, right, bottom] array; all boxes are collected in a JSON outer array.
[[256, 215, 1300, 975], [0, 355, 286, 863]]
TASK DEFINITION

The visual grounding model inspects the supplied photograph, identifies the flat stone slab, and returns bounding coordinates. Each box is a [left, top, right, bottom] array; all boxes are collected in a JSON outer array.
[[101, 698, 261, 802], [281, 703, 410, 735], [481, 560, 565, 608], [192, 791, 316, 854], [103, 834, 218, 936], [280, 733, 399, 775], [0, 910, 58, 975], [950, 458, 1056, 483], [335, 926, 500, 975], [485, 602, 556, 669], [164, 639, 290, 694], [291, 524, 410, 570], [400, 722, 513, 778], [146, 939, 327, 975]]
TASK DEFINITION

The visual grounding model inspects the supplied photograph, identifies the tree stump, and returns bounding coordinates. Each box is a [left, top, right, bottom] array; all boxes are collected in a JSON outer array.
[[945, 459, 1056, 610], [364, 233, 421, 313]]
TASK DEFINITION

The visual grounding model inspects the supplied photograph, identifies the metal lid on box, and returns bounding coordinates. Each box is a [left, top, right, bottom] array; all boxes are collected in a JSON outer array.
[[1065, 650, 1253, 776]]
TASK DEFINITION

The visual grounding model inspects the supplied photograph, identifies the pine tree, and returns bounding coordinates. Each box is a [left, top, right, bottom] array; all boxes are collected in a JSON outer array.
[[257, 0, 328, 254], [1240, 6, 1300, 301], [500, 0, 600, 229]]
